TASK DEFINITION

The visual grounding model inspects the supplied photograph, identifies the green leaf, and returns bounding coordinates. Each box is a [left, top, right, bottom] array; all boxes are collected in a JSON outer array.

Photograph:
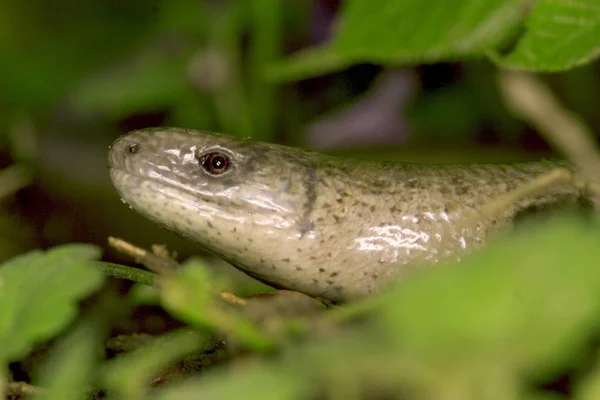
[[577, 351, 600, 400], [140, 215, 600, 398], [266, 47, 350, 83], [268, 0, 523, 81], [0, 244, 104, 363], [247, 0, 283, 140], [335, 0, 521, 60], [69, 50, 190, 117], [33, 304, 109, 400], [102, 329, 212, 399], [378, 215, 600, 381], [492, 0, 600, 71], [269, 0, 600, 81], [0, 0, 158, 109], [152, 366, 303, 400], [160, 262, 275, 351]]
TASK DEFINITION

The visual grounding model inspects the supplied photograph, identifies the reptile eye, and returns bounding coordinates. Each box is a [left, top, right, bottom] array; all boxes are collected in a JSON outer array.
[[199, 152, 231, 175]]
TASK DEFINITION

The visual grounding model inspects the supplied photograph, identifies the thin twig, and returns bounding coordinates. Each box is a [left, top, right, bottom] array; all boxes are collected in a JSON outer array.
[[107, 237, 248, 307], [6, 381, 41, 396], [108, 237, 179, 274], [499, 70, 600, 200]]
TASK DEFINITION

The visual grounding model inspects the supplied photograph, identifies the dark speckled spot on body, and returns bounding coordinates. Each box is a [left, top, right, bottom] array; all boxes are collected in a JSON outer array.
[[455, 186, 469, 195], [438, 185, 452, 195], [406, 179, 419, 189], [298, 220, 314, 235]]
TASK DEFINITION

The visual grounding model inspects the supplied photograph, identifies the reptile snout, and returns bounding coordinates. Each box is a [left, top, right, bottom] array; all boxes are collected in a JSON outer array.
[[107, 135, 142, 171]]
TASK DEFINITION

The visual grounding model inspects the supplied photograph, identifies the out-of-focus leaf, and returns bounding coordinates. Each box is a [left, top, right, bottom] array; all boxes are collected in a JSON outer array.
[[168, 91, 214, 130], [0, 0, 159, 109], [335, 0, 522, 60], [152, 366, 304, 400], [160, 261, 275, 351], [492, 0, 600, 71], [33, 301, 111, 400], [247, 0, 283, 140], [408, 85, 481, 140], [0, 244, 104, 363], [155, 0, 211, 36], [150, 215, 600, 399], [69, 50, 191, 118], [270, 0, 600, 81], [378, 215, 600, 381], [268, 0, 523, 81], [266, 47, 349, 83], [103, 329, 211, 399], [577, 350, 600, 400]]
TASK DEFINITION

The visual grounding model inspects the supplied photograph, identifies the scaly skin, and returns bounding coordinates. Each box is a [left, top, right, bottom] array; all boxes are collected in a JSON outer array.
[[108, 127, 585, 301]]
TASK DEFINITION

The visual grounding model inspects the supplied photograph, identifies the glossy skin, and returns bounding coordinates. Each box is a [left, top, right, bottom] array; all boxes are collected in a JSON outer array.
[[108, 128, 584, 301]]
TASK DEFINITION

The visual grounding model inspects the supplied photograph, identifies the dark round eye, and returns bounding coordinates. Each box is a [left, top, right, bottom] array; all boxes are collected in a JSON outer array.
[[127, 143, 140, 154], [199, 152, 231, 175]]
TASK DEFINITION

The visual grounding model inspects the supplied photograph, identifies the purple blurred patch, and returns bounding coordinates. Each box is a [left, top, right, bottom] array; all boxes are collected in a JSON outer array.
[[309, 0, 341, 45], [305, 69, 415, 150]]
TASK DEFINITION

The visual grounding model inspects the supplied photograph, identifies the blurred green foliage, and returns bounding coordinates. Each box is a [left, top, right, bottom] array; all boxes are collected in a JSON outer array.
[[0, 244, 103, 364], [0, 0, 600, 398], [0, 1, 159, 112], [0, 0, 598, 150], [4, 216, 599, 398], [0, 0, 309, 141]]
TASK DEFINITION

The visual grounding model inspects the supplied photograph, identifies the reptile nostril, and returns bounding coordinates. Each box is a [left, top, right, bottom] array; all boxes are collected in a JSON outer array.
[[107, 137, 135, 169], [127, 143, 140, 154]]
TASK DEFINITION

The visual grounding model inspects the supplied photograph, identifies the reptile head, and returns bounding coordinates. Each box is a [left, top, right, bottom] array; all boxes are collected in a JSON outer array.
[[107, 127, 320, 273]]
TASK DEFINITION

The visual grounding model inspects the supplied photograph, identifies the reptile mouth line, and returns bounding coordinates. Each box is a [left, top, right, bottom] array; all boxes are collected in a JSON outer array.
[[109, 167, 196, 202], [108, 166, 259, 212]]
